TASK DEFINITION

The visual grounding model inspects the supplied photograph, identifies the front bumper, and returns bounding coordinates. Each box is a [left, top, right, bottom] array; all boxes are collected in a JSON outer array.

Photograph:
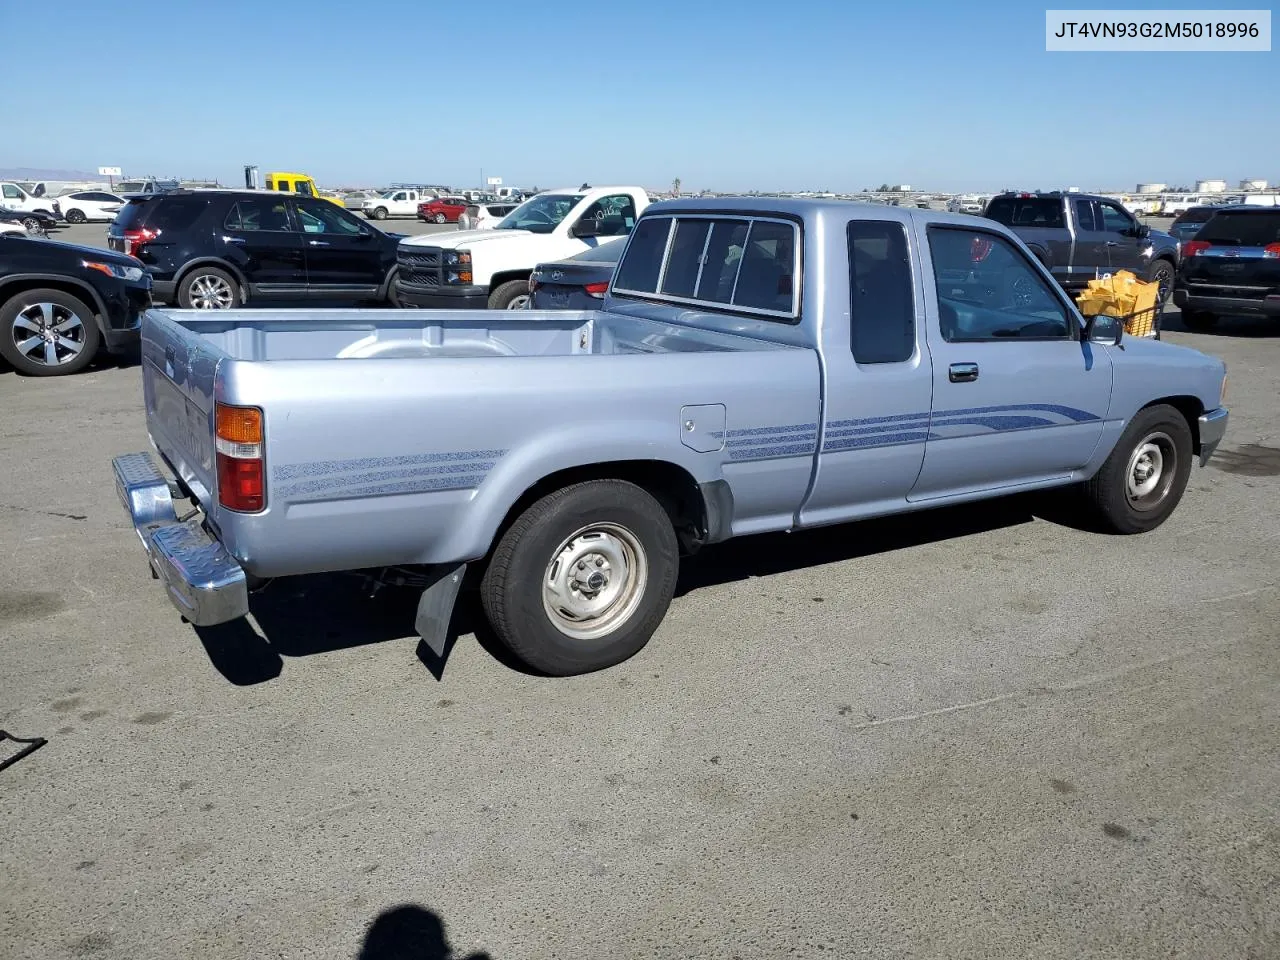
[[112, 452, 248, 627], [1197, 407, 1229, 467], [1174, 287, 1280, 317], [394, 281, 489, 309]]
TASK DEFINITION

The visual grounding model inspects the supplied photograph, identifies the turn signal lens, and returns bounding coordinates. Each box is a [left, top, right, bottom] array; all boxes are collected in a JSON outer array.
[[214, 403, 265, 512], [216, 404, 262, 444]]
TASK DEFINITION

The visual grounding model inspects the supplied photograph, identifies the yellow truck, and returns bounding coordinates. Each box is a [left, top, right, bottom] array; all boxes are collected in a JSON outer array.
[[243, 166, 346, 207]]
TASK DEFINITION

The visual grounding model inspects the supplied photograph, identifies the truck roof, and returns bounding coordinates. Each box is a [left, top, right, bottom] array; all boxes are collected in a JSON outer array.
[[644, 195, 984, 227]]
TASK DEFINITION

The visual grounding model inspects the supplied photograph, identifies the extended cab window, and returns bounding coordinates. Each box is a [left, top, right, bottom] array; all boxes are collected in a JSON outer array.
[[615, 215, 798, 319], [985, 197, 1064, 229], [848, 220, 914, 363], [928, 227, 1070, 341]]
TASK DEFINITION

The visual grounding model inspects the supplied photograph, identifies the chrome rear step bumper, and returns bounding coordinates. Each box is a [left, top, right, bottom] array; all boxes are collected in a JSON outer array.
[[112, 452, 248, 626]]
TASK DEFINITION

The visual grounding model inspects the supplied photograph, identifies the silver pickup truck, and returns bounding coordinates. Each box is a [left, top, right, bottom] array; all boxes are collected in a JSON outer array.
[[112, 198, 1229, 676]]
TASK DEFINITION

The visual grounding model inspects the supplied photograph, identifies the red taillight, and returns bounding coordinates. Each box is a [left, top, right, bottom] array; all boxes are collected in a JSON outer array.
[[123, 227, 157, 257], [214, 402, 265, 512], [1183, 240, 1212, 257], [584, 281, 608, 298], [1264, 243, 1280, 259]]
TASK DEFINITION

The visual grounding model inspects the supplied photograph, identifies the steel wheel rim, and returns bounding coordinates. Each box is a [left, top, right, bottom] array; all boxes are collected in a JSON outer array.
[[506, 294, 530, 310], [1125, 430, 1176, 510], [11, 301, 88, 366], [542, 522, 648, 640], [189, 274, 234, 309]]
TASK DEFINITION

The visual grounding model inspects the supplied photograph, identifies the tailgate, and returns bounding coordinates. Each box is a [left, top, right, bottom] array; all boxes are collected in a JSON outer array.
[[140, 312, 221, 509]]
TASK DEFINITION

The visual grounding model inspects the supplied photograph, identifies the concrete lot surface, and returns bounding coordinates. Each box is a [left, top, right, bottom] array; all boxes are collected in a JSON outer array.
[[1, 234, 1278, 958]]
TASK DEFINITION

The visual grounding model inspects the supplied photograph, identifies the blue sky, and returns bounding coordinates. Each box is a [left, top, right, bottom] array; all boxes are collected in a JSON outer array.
[[9, 0, 1277, 192]]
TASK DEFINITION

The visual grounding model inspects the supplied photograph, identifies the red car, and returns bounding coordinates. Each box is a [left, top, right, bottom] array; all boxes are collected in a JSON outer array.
[[418, 196, 470, 224]]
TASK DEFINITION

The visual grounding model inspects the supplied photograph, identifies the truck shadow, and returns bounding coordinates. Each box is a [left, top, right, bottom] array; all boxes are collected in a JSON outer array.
[[194, 494, 1065, 685]]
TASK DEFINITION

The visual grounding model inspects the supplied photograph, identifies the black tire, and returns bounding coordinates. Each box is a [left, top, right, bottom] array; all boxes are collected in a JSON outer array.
[[65, 208, 86, 224], [1147, 258, 1175, 308], [434, 213, 447, 224], [1181, 309, 1218, 332], [487, 279, 531, 310], [371, 206, 388, 221], [480, 480, 679, 676], [177, 266, 243, 310], [1082, 404, 1193, 534], [0, 288, 101, 376]]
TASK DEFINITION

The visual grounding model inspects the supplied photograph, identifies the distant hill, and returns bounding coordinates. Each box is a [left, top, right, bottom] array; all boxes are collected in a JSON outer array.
[[0, 167, 102, 181]]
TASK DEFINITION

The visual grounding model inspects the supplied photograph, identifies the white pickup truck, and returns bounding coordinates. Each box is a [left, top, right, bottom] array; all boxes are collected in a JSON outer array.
[[395, 185, 650, 310], [0, 182, 58, 217], [364, 188, 434, 221]]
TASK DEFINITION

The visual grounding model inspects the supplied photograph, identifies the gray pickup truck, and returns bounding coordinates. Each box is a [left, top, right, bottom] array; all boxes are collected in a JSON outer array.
[[984, 192, 1181, 309], [112, 198, 1228, 676]]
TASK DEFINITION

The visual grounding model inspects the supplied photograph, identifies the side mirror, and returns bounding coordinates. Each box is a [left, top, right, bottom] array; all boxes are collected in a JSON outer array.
[[572, 217, 601, 239], [1135, 223, 1151, 239], [1084, 313, 1124, 346]]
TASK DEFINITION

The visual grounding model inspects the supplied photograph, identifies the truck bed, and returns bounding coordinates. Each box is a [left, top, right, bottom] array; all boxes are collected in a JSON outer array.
[[154, 307, 778, 360], [140, 307, 820, 577]]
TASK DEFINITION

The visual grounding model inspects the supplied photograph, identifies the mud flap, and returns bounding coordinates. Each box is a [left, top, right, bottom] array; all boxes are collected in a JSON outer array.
[[414, 563, 467, 658]]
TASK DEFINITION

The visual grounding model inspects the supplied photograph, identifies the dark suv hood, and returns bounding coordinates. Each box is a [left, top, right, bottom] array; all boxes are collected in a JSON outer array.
[[40, 236, 143, 267]]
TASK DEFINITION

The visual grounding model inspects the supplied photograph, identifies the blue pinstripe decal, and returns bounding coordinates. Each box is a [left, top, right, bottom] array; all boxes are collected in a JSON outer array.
[[273, 448, 507, 502], [732, 404, 1099, 462]]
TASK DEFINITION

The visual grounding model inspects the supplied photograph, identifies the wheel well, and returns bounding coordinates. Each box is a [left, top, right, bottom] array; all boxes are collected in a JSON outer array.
[[0, 278, 105, 324], [492, 460, 708, 556], [1143, 395, 1204, 452], [489, 269, 532, 291]]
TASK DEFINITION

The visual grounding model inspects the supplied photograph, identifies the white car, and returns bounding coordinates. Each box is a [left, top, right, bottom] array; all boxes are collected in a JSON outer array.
[[396, 185, 651, 310], [457, 201, 521, 231], [53, 191, 126, 224], [0, 221, 27, 236], [364, 188, 434, 220]]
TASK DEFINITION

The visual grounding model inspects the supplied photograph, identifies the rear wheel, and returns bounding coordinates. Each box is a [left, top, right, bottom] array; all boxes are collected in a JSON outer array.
[[480, 480, 679, 675], [0, 288, 100, 376], [64, 208, 87, 224], [1180, 309, 1218, 332], [1081, 404, 1193, 534], [178, 267, 242, 310]]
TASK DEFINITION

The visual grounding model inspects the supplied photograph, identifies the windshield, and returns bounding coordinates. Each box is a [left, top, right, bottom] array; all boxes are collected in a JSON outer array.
[[378, 190, 399, 198], [496, 194, 585, 234]]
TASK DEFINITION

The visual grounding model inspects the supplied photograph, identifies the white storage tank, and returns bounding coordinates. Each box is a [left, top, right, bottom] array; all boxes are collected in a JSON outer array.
[[1136, 182, 1166, 194], [1240, 178, 1269, 191], [1196, 179, 1227, 193]]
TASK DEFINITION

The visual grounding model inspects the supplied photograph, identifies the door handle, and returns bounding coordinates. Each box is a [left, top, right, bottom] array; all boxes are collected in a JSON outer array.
[[222, 236, 245, 244], [308, 240, 330, 247], [1105, 241, 1119, 247], [949, 362, 979, 383]]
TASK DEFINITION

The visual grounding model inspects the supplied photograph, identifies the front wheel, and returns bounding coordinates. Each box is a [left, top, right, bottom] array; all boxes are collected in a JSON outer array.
[[1081, 404, 1193, 534], [480, 480, 679, 675], [21, 216, 43, 233], [0, 288, 101, 376], [371, 206, 388, 221], [488, 279, 530, 310], [434, 213, 447, 224]]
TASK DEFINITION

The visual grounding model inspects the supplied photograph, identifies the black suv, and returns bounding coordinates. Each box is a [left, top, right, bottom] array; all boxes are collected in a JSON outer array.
[[107, 190, 403, 309], [1174, 206, 1280, 330], [0, 233, 151, 376]]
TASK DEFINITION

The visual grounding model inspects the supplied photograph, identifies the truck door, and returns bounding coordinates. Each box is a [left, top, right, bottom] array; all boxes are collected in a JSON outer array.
[[1096, 198, 1151, 273], [909, 222, 1111, 500], [798, 216, 934, 526]]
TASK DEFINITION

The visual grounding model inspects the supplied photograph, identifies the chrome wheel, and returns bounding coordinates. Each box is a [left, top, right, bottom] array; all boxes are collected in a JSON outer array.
[[542, 522, 648, 640], [1125, 431, 1176, 510], [10, 301, 89, 368], [506, 294, 530, 310], [187, 274, 235, 309]]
